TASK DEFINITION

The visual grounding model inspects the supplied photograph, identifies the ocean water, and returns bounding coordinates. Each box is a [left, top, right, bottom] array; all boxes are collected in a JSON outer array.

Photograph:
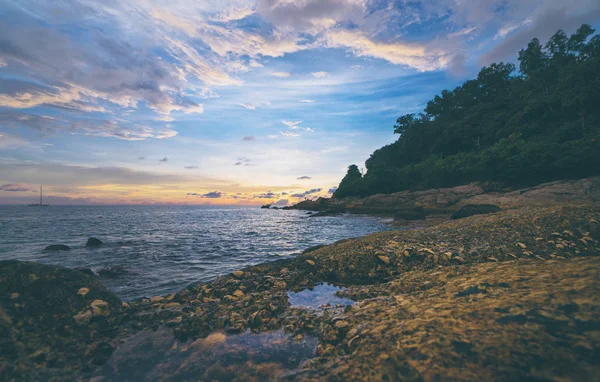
[[0, 205, 391, 300]]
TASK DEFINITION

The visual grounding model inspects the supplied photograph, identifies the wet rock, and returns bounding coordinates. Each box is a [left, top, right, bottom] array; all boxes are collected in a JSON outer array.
[[451, 204, 501, 219], [43, 244, 71, 252], [86, 237, 103, 247], [232, 270, 244, 278], [77, 287, 90, 296]]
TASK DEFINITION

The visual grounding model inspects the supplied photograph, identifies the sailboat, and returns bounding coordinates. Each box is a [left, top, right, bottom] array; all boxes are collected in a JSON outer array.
[[28, 186, 49, 207]]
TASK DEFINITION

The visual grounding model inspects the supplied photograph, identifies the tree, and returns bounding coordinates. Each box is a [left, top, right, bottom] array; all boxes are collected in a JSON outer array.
[[333, 165, 363, 198], [333, 25, 600, 199]]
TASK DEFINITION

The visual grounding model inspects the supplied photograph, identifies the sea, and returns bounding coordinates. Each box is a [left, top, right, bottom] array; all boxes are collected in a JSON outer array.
[[0, 205, 392, 301]]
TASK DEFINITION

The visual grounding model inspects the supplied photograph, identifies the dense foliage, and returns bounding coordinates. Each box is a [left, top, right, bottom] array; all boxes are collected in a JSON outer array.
[[334, 25, 600, 199]]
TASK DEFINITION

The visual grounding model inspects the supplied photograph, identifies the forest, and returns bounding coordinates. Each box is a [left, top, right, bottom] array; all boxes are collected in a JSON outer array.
[[334, 25, 600, 199]]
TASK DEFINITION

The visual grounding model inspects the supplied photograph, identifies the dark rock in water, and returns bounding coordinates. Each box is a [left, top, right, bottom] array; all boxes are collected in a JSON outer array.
[[394, 206, 426, 221], [43, 244, 71, 252], [0, 260, 123, 380], [74, 267, 95, 276], [86, 237, 103, 247], [261, 204, 271, 209], [98, 265, 128, 278], [271, 206, 280, 210], [451, 204, 501, 219], [306, 211, 314, 215]]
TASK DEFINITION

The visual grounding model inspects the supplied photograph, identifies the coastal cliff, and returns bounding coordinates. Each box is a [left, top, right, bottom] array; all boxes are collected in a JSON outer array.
[[2, 202, 599, 380]]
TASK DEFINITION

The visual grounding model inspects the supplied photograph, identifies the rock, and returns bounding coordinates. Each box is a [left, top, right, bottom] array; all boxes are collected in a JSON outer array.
[[517, 243, 527, 249], [74, 267, 95, 276], [377, 255, 391, 264], [86, 237, 103, 247], [451, 204, 501, 219], [232, 270, 244, 278], [260, 204, 271, 209], [90, 300, 110, 316], [334, 320, 350, 329], [394, 206, 426, 221], [233, 290, 245, 298], [43, 244, 71, 252], [73, 310, 92, 325], [77, 287, 90, 296], [306, 259, 316, 266]]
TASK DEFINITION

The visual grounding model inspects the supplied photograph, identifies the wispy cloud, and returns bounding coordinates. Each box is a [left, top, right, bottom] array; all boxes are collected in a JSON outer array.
[[242, 136, 256, 141], [311, 71, 329, 78], [159, 157, 169, 163], [271, 71, 292, 78], [297, 176, 311, 180], [0, 183, 35, 192]]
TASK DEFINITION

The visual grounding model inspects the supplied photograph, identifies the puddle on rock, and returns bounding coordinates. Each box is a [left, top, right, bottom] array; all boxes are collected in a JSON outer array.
[[287, 283, 355, 309], [94, 328, 317, 381]]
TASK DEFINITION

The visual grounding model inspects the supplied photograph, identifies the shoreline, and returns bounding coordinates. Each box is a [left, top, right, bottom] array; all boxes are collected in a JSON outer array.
[[1, 201, 599, 380]]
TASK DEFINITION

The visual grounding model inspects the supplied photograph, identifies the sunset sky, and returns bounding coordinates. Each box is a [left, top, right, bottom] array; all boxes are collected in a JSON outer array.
[[1, 0, 599, 205]]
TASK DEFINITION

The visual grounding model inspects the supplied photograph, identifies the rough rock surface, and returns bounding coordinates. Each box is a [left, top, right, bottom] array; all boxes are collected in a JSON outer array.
[[1, 202, 599, 381], [85, 238, 103, 247], [290, 177, 600, 222]]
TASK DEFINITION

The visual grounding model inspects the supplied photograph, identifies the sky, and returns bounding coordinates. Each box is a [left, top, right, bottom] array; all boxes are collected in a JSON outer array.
[[1, 0, 599, 205]]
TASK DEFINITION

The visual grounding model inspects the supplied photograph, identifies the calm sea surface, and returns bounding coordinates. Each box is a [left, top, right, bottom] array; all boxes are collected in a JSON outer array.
[[0, 205, 391, 300]]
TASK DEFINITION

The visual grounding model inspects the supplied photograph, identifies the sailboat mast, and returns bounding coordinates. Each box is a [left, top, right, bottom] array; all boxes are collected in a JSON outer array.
[[40, 186, 42, 205]]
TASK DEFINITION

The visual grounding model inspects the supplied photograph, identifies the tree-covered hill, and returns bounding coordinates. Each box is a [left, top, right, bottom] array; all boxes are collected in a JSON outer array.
[[334, 25, 600, 199]]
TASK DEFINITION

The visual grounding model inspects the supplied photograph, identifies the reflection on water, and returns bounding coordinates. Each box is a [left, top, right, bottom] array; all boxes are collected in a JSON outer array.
[[288, 283, 355, 309], [95, 328, 318, 381]]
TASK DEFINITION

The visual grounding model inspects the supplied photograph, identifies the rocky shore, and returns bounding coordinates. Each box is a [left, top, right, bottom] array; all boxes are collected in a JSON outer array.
[[1, 202, 599, 381]]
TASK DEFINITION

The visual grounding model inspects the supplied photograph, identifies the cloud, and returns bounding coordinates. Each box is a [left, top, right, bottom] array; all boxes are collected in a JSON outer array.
[[0, 161, 214, 187], [300, 99, 315, 103], [242, 136, 256, 141], [481, 7, 600, 65], [0, 112, 178, 141], [0, 183, 34, 192], [291, 188, 322, 198], [159, 157, 169, 162], [297, 176, 311, 180], [273, 199, 288, 206], [137, 156, 146, 160], [184, 165, 199, 169], [254, 191, 277, 199], [0, 133, 28, 149], [320, 29, 444, 71], [311, 71, 329, 78], [281, 120, 314, 135], [234, 157, 252, 166], [328, 186, 338, 194], [201, 191, 223, 198], [271, 71, 292, 78], [282, 120, 303, 129]]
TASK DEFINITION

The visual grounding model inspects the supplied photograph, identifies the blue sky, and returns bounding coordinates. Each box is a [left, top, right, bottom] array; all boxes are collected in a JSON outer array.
[[1, 0, 599, 204]]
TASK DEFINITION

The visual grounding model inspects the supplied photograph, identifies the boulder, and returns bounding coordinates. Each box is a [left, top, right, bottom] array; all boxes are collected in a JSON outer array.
[[86, 237, 103, 247], [43, 244, 71, 252], [260, 204, 271, 209], [451, 204, 501, 219]]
